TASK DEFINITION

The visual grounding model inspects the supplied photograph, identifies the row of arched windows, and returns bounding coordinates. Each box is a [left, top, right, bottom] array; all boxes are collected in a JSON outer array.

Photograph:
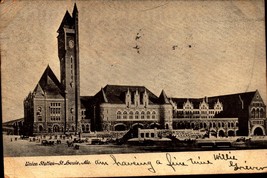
[[117, 110, 157, 120], [251, 108, 265, 118]]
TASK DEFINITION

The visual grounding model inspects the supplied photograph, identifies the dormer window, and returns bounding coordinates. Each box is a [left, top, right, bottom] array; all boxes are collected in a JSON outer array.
[[183, 99, 193, 110]]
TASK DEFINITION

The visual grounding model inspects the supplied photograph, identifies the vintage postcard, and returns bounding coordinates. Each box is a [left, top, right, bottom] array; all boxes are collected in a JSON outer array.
[[1, 0, 267, 177]]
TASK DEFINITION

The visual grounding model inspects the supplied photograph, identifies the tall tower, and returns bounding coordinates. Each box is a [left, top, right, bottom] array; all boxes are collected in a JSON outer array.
[[57, 4, 81, 133]]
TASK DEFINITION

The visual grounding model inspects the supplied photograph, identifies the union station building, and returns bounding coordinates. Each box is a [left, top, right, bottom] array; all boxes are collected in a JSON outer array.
[[23, 4, 267, 137]]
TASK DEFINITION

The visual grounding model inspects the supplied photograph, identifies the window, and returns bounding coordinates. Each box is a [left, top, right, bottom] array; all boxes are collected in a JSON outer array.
[[141, 133, 144, 138], [50, 103, 61, 121], [147, 111, 151, 119], [251, 108, 256, 118], [129, 111, 134, 119], [145, 133, 149, 138], [152, 111, 156, 119], [123, 111, 127, 119], [135, 111, 139, 119], [141, 111, 145, 119], [255, 109, 259, 118], [81, 109, 86, 120], [37, 106, 42, 121], [117, 111, 122, 119], [86, 124, 90, 132], [259, 108, 264, 118], [39, 125, 43, 132], [151, 133, 155, 138]]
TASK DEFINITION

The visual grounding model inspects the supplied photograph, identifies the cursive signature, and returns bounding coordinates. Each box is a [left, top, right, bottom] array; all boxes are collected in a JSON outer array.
[[229, 161, 267, 171]]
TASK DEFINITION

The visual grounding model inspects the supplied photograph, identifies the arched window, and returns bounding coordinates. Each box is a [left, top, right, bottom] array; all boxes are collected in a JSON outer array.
[[222, 122, 224, 127], [204, 123, 207, 128], [213, 122, 216, 128], [200, 123, 203, 128], [231, 122, 234, 128], [135, 111, 139, 119], [82, 124, 85, 132], [255, 108, 259, 118], [141, 111, 145, 119], [259, 108, 264, 118], [152, 111, 156, 119], [147, 111, 151, 119], [251, 108, 256, 118], [218, 122, 221, 128], [129, 111, 134, 119], [123, 111, 127, 119], [228, 122, 231, 128], [117, 111, 122, 119], [39, 125, 43, 132], [53, 125, 60, 132]]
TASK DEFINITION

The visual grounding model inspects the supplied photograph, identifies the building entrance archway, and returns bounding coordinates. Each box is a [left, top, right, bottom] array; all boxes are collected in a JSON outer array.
[[114, 124, 127, 131], [251, 125, 265, 136], [253, 127, 264, 136]]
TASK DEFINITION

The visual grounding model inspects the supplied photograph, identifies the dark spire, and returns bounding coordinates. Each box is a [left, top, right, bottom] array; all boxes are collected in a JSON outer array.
[[159, 90, 170, 104], [57, 10, 72, 33], [73, 3, 78, 15]]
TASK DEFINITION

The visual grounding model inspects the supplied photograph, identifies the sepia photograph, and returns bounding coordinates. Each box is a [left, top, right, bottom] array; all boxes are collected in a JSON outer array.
[[1, 0, 267, 177]]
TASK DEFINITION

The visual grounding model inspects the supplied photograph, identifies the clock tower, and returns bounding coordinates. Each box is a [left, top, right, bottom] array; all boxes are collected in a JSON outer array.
[[57, 4, 81, 133]]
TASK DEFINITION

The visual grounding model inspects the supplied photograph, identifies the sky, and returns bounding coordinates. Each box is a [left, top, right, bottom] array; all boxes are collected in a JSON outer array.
[[1, 0, 266, 122]]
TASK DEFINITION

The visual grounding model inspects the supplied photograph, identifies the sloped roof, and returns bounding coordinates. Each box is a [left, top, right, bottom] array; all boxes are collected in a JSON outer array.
[[209, 91, 256, 118], [2, 118, 24, 126], [93, 84, 161, 104], [171, 91, 256, 118], [57, 10, 73, 32], [158, 90, 170, 104], [33, 65, 63, 98]]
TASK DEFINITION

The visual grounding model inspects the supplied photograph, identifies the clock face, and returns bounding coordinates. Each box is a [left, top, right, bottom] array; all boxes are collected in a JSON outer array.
[[68, 40, 74, 49]]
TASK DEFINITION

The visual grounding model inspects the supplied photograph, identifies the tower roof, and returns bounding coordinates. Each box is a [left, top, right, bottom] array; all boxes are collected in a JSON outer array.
[[57, 10, 73, 33], [73, 3, 78, 14], [158, 90, 170, 104]]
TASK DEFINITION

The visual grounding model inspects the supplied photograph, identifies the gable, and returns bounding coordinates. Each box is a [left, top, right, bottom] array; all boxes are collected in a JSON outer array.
[[33, 84, 44, 98], [33, 65, 64, 99], [250, 90, 266, 107]]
